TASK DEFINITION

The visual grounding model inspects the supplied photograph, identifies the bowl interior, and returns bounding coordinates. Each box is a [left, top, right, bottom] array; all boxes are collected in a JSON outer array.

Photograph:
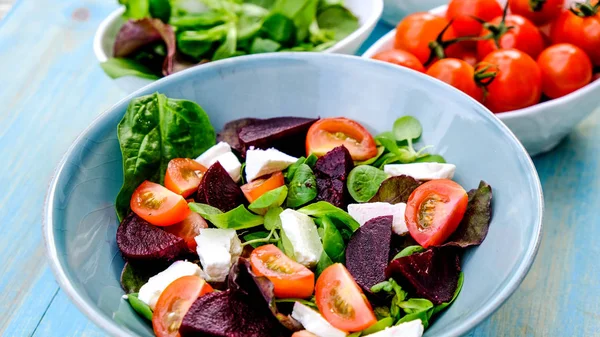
[[45, 53, 542, 337]]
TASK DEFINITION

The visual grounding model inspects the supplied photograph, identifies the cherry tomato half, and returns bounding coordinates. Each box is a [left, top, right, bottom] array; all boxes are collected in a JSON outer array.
[[164, 210, 208, 250], [315, 263, 377, 332], [306, 118, 378, 161], [551, 3, 600, 66], [537, 43, 593, 99], [447, 0, 503, 38], [250, 244, 315, 299], [372, 49, 426, 73], [164, 158, 208, 198], [477, 14, 545, 60], [426, 58, 484, 102], [152, 275, 213, 337], [241, 172, 285, 203], [509, 0, 564, 26], [131, 181, 191, 227], [481, 49, 542, 113], [395, 12, 458, 64], [405, 179, 468, 248]]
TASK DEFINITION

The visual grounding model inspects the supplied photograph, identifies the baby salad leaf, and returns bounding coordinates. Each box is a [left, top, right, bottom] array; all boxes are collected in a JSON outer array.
[[274, 0, 319, 41], [279, 228, 296, 259], [120, 262, 163, 294], [393, 116, 422, 143], [250, 37, 281, 54], [369, 175, 421, 205], [297, 201, 360, 232], [126, 293, 153, 321], [362, 317, 394, 335], [249, 186, 288, 215], [101, 58, 160, 80], [189, 203, 264, 230], [393, 245, 426, 260], [286, 164, 318, 208], [264, 207, 283, 230], [316, 5, 359, 40], [212, 23, 238, 61], [261, 13, 296, 43], [115, 93, 216, 220], [149, 0, 171, 22], [170, 11, 227, 29], [415, 154, 446, 163], [119, 0, 150, 19], [315, 250, 333, 278], [355, 146, 384, 166], [347, 165, 389, 203], [319, 216, 345, 263], [443, 181, 493, 248], [243, 231, 273, 248]]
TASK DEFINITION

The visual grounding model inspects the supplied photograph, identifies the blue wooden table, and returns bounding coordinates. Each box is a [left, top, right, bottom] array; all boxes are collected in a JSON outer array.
[[1, 0, 599, 336]]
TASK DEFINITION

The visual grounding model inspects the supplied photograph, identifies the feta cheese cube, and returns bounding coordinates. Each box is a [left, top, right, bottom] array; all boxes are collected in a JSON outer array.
[[384, 163, 456, 181], [279, 209, 323, 268], [138, 261, 202, 310], [367, 319, 423, 337], [195, 228, 242, 282], [291, 302, 347, 337], [195, 142, 242, 182], [348, 202, 408, 235], [245, 148, 297, 182]]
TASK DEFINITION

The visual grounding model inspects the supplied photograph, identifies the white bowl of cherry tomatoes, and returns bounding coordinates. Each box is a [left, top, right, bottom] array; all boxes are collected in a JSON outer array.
[[363, 0, 600, 156]]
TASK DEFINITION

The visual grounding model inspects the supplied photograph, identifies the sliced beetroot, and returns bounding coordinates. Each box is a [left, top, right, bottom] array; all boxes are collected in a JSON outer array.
[[346, 216, 393, 293], [217, 118, 262, 153], [116, 213, 188, 263], [314, 146, 354, 209], [238, 117, 318, 157], [197, 161, 245, 212], [385, 247, 461, 305]]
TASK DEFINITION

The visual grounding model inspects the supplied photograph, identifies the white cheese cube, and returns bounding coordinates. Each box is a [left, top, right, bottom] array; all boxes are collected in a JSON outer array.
[[291, 302, 347, 337], [367, 319, 424, 337], [279, 209, 323, 268], [138, 261, 202, 310], [195, 142, 241, 182], [384, 163, 456, 181], [195, 228, 242, 282], [195, 142, 232, 166], [348, 202, 408, 235], [245, 148, 297, 182]]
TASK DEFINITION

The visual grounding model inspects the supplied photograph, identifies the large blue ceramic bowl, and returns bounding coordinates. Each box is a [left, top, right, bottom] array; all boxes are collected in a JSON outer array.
[[44, 53, 543, 337]]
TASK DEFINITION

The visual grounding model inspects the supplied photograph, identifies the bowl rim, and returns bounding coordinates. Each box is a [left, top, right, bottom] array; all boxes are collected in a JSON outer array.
[[93, 0, 385, 63], [43, 52, 544, 337], [361, 3, 600, 120]]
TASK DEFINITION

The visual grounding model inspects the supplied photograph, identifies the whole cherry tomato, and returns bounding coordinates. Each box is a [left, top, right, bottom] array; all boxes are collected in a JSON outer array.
[[551, 1, 600, 66], [395, 12, 458, 65], [509, 0, 565, 26], [477, 14, 545, 60], [426, 58, 484, 102], [372, 49, 426, 73], [482, 49, 542, 113], [446, 0, 503, 37], [537, 43, 593, 99]]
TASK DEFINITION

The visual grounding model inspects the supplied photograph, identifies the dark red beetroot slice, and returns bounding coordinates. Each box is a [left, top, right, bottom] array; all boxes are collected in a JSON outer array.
[[197, 161, 245, 212], [346, 216, 393, 293], [238, 117, 318, 157], [385, 247, 461, 305], [217, 118, 262, 153], [116, 213, 188, 263], [314, 146, 354, 209]]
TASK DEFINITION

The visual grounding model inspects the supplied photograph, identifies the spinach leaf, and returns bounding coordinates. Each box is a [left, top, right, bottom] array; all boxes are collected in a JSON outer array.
[[393, 116, 422, 143], [393, 245, 425, 260], [369, 175, 421, 205], [264, 206, 283, 230], [119, 0, 150, 19], [189, 203, 264, 230], [101, 58, 160, 80], [126, 293, 153, 321], [274, 0, 319, 41], [149, 0, 171, 22], [298, 201, 360, 232], [249, 186, 288, 215], [316, 5, 359, 41], [250, 37, 281, 53], [319, 216, 345, 263], [444, 182, 493, 248], [286, 155, 316, 181], [362, 317, 394, 335], [261, 13, 296, 43], [116, 93, 216, 220], [433, 272, 464, 315], [347, 165, 389, 203], [213, 23, 238, 60], [286, 164, 318, 208], [415, 154, 446, 163]]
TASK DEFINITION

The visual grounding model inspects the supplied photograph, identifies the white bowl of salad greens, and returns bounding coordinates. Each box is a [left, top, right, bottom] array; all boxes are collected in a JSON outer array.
[[94, 0, 384, 93]]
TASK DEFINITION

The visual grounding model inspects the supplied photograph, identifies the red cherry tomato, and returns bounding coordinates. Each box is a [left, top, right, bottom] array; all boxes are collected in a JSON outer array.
[[131, 181, 191, 226], [551, 2, 600, 66], [315, 264, 377, 332], [477, 14, 545, 60], [372, 49, 426, 73], [164, 211, 208, 250], [250, 244, 315, 299], [152, 275, 213, 337], [241, 172, 285, 203], [164, 158, 208, 198], [446, 0, 503, 38], [292, 331, 318, 337], [537, 43, 593, 99], [306, 118, 378, 161], [509, 0, 565, 26], [405, 179, 468, 248], [395, 12, 458, 64], [481, 49, 543, 113], [426, 58, 484, 102]]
